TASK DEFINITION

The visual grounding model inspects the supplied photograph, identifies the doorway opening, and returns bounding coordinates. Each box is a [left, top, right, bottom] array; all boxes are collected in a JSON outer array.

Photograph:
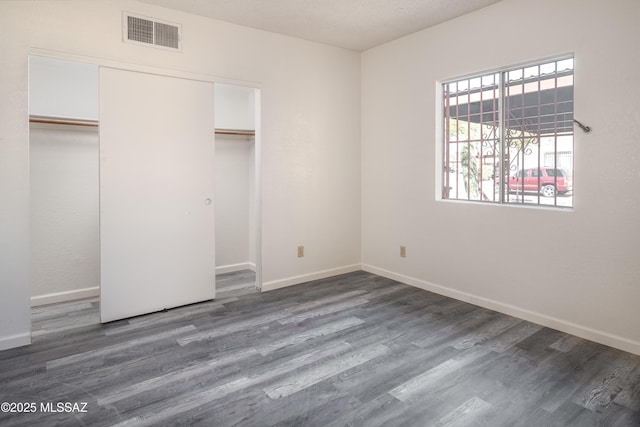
[[214, 83, 261, 299]]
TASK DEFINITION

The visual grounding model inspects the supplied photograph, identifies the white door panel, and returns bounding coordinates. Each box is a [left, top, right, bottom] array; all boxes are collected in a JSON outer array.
[[99, 67, 215, 323]]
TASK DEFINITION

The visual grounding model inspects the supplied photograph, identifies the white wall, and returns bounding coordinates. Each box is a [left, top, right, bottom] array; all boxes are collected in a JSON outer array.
[[361, 0, 640, 354], [29, 124, 100, 306], [215, 136, 253, 272], [0, 0, 361, 349]]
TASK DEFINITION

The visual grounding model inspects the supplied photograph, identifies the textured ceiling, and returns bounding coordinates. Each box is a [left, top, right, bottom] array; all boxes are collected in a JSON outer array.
[[138, 0, 503, 51]]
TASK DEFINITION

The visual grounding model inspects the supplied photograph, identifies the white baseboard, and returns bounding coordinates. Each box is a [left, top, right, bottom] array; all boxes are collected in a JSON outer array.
[[0, 332, 31, 351], [362, 264, 640, 356], [31, 286, 100, 307], [261, 264, 361, 292], [215, 262, 256, 275]]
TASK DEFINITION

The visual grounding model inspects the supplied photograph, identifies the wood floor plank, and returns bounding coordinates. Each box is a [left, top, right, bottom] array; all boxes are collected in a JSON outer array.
[[176, 312, 288, 346], [96, 347, 260, 406], [278, 298, 370, 325], [389, 346, 492, 403], [285, 289, 368, 313], [614, 363, 640, 411], [255, 316, 365, 356], [112, 376, 255, 427], [324, 392, 407, 427], [410, 308, 498, 349], [263, 343, 389, 399], [436, 396, 493, 427], [452, 315, 522, 350], [46, 325, 197, 369], [333, 342, 459, 405], [483, 321, 543, 353]]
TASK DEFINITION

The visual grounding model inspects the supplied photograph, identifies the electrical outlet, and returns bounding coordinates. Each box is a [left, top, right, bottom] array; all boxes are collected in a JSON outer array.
[[297, 245, 304, 257], [400, 246, 407, 258]]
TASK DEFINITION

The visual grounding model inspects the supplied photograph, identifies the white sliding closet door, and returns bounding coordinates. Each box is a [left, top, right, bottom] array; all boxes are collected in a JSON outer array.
[[99, 67, 215, 323]]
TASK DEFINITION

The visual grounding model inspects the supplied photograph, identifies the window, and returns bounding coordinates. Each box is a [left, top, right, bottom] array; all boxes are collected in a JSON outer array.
[[442, 57, 574, 208]]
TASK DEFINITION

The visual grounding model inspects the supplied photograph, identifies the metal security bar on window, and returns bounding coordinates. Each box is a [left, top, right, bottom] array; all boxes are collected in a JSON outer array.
[[443, 58, 574, 208]]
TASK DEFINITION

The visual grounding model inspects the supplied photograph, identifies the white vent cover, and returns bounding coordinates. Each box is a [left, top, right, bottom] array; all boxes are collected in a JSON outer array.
[[124, 13, 181, 51]]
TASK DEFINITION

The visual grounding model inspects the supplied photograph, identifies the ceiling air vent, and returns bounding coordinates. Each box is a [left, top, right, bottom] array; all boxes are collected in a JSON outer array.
[[124, 13, 181, 51]]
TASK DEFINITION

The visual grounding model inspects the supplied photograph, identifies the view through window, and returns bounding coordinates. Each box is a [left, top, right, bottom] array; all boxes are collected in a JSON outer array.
[[443, 57, 574, 207]]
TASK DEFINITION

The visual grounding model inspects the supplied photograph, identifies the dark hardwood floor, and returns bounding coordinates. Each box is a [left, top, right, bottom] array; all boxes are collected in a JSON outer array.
[[1, 271, 639, 426]]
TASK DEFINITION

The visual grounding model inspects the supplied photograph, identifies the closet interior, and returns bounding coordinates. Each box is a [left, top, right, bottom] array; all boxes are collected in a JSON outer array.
[[214, 83, 258, 292], [29, 56, 100, 308], [29, 55, 260, 319]]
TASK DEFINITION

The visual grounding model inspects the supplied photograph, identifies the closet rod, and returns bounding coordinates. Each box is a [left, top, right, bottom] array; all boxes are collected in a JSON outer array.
[[29, 115, 99, 128], [29, 117, 255, 137], [215, 128, 255, 137]]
